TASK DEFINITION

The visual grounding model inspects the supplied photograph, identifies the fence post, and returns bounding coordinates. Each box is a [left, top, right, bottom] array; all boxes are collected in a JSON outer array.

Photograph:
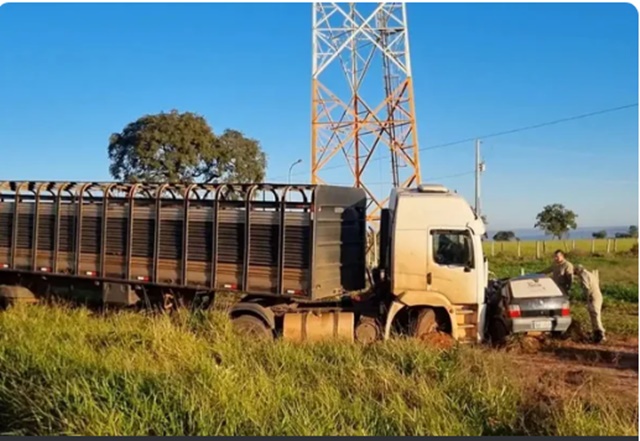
[[572, 240, 576, 251], [606, 239, 611, 254], [501, 241, 504, 253], [491, 241, 495, 257], [517, 240, 521, 258], [614, 238, 618, 253], [591, 239, 595, 254], [542, 241, 546, 254], [536, 241, 541, 259]]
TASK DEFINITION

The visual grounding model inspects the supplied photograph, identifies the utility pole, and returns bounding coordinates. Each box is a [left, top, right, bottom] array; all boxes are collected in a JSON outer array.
[[475, 139, 485, 217]]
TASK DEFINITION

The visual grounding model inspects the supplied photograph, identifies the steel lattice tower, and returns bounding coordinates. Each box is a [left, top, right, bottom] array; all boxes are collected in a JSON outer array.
[[311, 2, 421, 221]]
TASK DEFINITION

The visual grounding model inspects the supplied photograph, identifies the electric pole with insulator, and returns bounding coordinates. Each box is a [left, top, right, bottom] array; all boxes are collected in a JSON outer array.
[[475, 139, 485, 217]]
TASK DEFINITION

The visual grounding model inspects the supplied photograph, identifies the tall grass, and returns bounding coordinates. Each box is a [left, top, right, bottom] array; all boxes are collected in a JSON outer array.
[[0, 304, 636, 436]]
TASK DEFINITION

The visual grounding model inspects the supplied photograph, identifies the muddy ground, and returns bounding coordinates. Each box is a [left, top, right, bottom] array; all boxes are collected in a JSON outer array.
[[422, 320, 638, 410], [505, 331, 638, 409]]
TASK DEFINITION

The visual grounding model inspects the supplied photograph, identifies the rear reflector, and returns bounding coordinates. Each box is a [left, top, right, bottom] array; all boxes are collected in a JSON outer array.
[[561, 302, 570, 317], [39, 267, 50, 272], [136, 276, 149, 282], [85, 271, 97, 277], [1, 264, 8, 269], [223, 284, 238, 290], [507, 304, 521, 318]]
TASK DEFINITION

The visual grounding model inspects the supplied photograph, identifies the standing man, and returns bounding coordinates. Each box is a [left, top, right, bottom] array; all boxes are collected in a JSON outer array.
[[541, 250, 574, 296], [574, 264, 606, 343]]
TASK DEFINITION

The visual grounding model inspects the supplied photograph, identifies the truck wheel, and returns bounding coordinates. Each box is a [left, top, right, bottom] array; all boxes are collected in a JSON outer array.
[[355, 317, 380, 344], [0, 285, 38, 309], [231, 315, 273, 341], [413, 308, 438, 338]]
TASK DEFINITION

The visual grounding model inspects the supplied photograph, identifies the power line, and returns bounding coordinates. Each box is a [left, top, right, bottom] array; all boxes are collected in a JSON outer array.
[[421, 103, 638, 152], [273, 102, 637, 181]]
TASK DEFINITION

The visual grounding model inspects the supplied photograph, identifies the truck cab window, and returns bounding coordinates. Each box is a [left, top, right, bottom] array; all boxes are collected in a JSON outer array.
[[432, 230, 473, 267]]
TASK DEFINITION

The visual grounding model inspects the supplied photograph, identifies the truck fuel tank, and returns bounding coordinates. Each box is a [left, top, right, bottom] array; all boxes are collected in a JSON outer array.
[[282, 311, 354, 342]]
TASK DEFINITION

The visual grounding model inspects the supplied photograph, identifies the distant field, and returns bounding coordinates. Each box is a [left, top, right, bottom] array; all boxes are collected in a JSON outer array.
[[488, 254, 638, 288], [483, 238, 637, 259]]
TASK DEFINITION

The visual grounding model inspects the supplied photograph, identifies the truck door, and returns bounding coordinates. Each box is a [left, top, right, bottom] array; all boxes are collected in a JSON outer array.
[[427, 228, 478, 305]]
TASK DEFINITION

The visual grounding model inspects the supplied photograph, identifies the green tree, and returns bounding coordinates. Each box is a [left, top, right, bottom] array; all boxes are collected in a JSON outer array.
[[592, 230, 607, 239], [493, 231, 516, 241], [534, 203, 578, 239], [629, 225, 638, 238], [108, 110, 266, 183]]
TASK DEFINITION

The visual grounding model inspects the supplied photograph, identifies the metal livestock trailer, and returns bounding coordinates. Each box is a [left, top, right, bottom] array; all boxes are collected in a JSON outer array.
[[0, 181, 367, 308]]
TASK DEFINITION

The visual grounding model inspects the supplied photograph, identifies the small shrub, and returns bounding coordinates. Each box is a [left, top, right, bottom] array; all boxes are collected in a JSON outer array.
[[602, 284, 638, 303]]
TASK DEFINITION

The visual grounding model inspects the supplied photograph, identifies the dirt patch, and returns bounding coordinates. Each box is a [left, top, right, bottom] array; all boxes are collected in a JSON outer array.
[[549, 345, 638, 371], [564, 368, 588, 386], [505, 334, 544, 353], [420, 331, 455, 350], [506, 332, 638, 413]]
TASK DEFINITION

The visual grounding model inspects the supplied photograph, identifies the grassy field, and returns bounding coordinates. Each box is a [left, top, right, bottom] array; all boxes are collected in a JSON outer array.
[[488, 253, 638, 293], [483, 237, 638, 259], [0, 254, 636, 436], [0, 304, 637, 436]]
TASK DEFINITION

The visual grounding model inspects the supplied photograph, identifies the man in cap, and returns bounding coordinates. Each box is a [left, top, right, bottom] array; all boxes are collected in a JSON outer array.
[[541, 250, 574, 296], [574, 264, 606, 343]]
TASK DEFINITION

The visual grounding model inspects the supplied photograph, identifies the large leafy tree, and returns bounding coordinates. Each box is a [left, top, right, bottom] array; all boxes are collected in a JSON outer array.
[[534, 203, 578, 239], [108, 110, 266, 183]]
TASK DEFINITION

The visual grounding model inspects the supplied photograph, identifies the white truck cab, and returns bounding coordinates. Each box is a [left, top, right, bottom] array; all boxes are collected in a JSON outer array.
[[381, 184, 489, 343]]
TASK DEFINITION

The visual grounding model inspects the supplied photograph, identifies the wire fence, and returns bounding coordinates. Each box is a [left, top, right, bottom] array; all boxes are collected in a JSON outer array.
[[484, 237, 638, 259], [364, 234, 637, 268]]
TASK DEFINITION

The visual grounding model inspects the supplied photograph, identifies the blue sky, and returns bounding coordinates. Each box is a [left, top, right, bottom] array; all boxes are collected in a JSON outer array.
[[0, 2, 637, 230]]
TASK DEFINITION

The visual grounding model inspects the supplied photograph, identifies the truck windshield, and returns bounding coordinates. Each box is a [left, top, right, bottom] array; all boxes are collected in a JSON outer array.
[[431, 229, 473, 267]]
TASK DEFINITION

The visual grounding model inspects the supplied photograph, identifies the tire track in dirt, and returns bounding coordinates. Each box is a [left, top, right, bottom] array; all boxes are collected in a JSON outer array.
[[506, 335, 638, 407]]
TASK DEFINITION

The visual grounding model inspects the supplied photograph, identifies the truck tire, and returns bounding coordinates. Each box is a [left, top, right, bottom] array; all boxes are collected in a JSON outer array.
[[0, 285, 38, 309], [355, 317, 381, 344], [413, 308, 438, 338], [231, 315, 273, 341]]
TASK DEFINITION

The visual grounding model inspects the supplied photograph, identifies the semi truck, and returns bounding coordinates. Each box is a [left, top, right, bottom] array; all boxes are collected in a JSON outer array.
[[0, 180, 571, 344]]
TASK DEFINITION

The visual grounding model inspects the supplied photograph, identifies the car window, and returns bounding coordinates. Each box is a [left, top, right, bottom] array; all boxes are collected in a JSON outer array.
[[431, 229, 473, 267]]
